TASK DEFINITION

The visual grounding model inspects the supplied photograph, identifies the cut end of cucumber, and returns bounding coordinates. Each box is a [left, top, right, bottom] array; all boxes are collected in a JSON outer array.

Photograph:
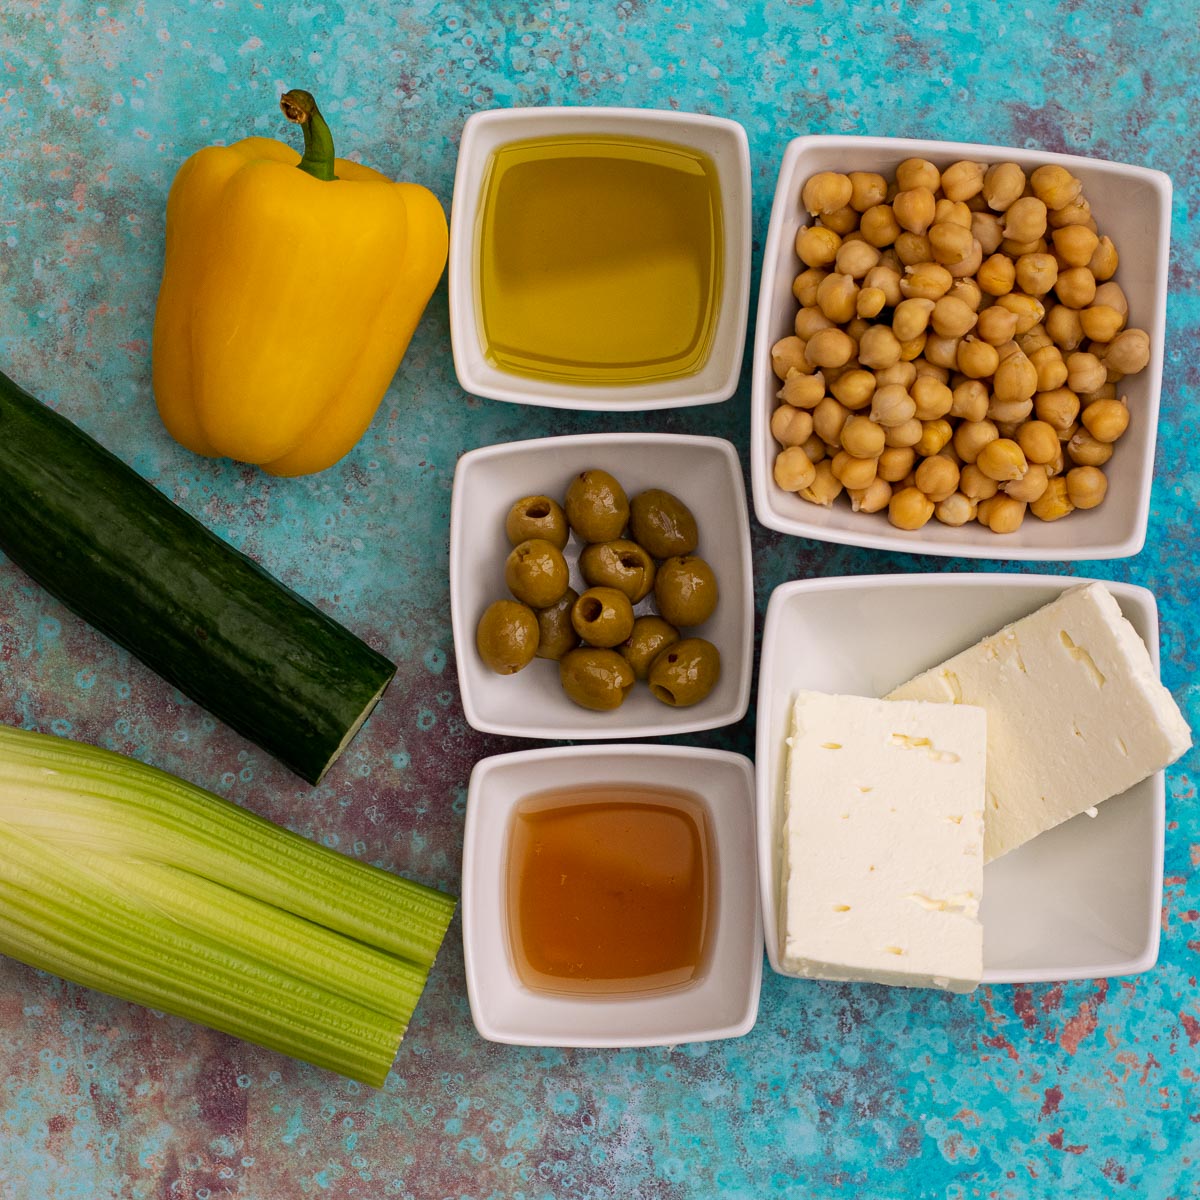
[[312, 672, 394, 786]]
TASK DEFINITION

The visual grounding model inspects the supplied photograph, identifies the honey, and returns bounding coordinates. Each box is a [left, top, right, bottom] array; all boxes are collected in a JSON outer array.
[[475, 135, 723, 386], [505, 785, 712, 996]]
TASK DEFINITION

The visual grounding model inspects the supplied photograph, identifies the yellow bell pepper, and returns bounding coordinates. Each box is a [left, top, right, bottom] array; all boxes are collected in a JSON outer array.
[[152, 90, 448, 477]]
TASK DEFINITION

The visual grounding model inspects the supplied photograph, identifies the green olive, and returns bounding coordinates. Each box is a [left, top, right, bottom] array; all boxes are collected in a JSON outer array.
[[654, 555, 719, 627], [559, 647, 636, 711], [629, 489, 699, 558], [571, 586, 635, 648], [505, 495, 569, 549], [647, 638, 721, 707], [564, 469, 629, 543], [534, 588, 580, 661], [619, 615, 680, 681], [476, 600, 539, 675], [578, 539, 656, 603], [504, 538, 570, 608]]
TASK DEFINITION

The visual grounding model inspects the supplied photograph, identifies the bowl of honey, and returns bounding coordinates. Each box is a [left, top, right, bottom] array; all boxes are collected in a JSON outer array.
[[449, 106, 752, 410], [462, 743, 761, 1046]]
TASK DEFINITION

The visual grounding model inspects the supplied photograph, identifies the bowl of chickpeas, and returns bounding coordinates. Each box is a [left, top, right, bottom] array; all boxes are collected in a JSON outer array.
[[750, 136, 1171, 559]]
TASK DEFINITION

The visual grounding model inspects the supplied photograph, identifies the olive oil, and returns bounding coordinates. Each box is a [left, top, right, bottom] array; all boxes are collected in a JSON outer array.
[[476, 136, 723, 386], [506, 785, 711, 996]]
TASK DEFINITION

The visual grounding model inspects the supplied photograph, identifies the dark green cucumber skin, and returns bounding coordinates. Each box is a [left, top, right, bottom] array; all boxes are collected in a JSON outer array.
[[0, 370, 395, 784]]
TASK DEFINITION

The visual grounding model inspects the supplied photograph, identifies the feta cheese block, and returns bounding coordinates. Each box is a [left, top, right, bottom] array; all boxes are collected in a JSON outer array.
[[781, 691, 987, 993], [888, 582, 1192, 862]]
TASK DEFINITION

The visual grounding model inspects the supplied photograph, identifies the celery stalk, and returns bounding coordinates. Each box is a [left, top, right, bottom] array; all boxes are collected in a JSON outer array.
[[0, 726, 456, 1086]]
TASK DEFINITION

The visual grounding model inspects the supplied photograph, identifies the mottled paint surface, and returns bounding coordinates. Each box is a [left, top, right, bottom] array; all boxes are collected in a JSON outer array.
[[1, 1, 1198, 1197]]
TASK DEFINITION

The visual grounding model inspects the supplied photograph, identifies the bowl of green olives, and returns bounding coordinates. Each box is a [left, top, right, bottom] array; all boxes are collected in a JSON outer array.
[[451, 433, 754, 739]]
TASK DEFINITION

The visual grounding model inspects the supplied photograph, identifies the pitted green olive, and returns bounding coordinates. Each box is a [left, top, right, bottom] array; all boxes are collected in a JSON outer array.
[[619, 615, 680, 681], [647, 638, 721, 707], [559, 647, 636, 711], [579, 539, 656, 603], [505, 495, 569, 549], [504, 538, 570, 608], [476, 600, 539, 675], [571, 586, 635, 648], [534, 588, 580, 661], [629, 488, 699, 558], [564, 469, 629, 543], [654, 555, 719, 627]]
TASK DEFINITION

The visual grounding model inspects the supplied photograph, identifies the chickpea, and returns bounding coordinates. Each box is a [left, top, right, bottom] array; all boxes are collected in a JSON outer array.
[[848, 477, 892, 513], [805, 327, 856, 369], [1081, 397, 1130, 443], [1029, 344, 1068, 391], [870, 383, 916, 427], [1100, 328, 1150, 374], [895, 231, 933, 265], [884, 417, 924, 448], [800, 432, 827, 464], [1066, 465, 1108, 509], [1029, 476, 1074, 521], [987, 396, 1033, 425], [1080, 305, 1125, 343], [877, 445, 916, 482], [1015, 253, 1059, 297], [915, 454, 960, 502], [771, 336, 809, 380], [989, 349, 1037, 404], [1089, 235, 1119, 281], [1067, 428, 1114, 467], [1078, 382, 1117, 405], [958, 462, 998, 500], [792, 267, 829, 307], [1051, 225, 1100, 267], [774, 446, 818, 492], [950, 379, 990, 422], [802, 171, 853, 215], [953, 419, 999, 464], [912, 358, 949, 383], [848, 171, 888, 212], [977, 253, 1016, 296], [1054, 266, 1097, 310], [796, 459, 844, 507], [1092, 281, 1129, 316], [796, 225, 841, 268], [891, 298, 933, 342], [795, 306, 834, 340], [888, 485, 935, 530], [1066, 352, 1107, 395], [956, 336, 1001, 379], [857, 324, 903, 370], [831, 449, 879, 490], [1035, 387, 1081, 432], [778, 368, 826, 409], [856, 287, 887, 319], [970, 212, 1005, 257], [1004, 462, 1049, 503], [896, 157, 941, 192], [1016, 420, 1059, 465], [929, 221, 975, 266], [844, 318, 871, 345], [816, 273, 860, 324], [812, 397, 851, 447], [835, 239, 881, 280], [900, 262, 953, 301], [840, 413, 887, 458], [934, 199, 973, 229], [976, 436, 1027, 483], [983, 162, 1026, 211], [922, 333, 960, 371], [875, 361, 917, 389], [911, 375, 954, 420], [949, 277, 984, 312], [859, 204, 902, 247], [1018, 324, 1051, 354], [1045, 304, 1085, 352], [994, 292, 1046, 334], [822, 205, 860, 233], [864, 265, 903, 307], [771, 404, 815, 447], [978, 494, 1027, 534], [830, 368, 876, 411], [931, 295, 978, 339], [1047, 195, 1092, 229], [946, 240, 984, 280], [1030, 164, 1083, 210], [939, 160, 986, 201], [935, 491, 978, 526], [915, 418, 954, 458], [1004, 196, 1048, 243], [893, 187, 937, 235]]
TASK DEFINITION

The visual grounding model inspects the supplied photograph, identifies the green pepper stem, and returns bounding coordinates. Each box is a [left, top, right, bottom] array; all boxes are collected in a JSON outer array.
[[280, 89, 335, 181]]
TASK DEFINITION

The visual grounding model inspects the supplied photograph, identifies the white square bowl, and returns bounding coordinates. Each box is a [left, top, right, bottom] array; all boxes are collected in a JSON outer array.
[[463, 744, 762, 1046], [449, 433, 754, 739], [449, 106, 752, 411], [750, 135, 1172, 559], [755, 573, 1166, 985]]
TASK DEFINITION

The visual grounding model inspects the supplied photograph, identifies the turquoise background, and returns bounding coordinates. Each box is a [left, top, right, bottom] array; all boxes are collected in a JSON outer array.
[[1, 1, 1198, 1197]]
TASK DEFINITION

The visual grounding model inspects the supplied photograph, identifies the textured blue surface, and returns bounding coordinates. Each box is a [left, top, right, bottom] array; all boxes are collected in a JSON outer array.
[[1, 2, 1199, 1197]]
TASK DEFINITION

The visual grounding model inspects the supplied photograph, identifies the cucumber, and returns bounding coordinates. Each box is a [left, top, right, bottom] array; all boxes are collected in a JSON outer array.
[[0, 370, 395, 784]]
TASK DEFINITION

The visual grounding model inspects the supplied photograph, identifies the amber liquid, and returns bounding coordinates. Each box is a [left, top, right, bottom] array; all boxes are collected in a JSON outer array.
[[476, 135, 723, 385], [506, 785, 712, 996]]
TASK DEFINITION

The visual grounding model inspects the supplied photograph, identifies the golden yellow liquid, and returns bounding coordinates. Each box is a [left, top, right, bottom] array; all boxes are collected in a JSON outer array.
[[505, 785, 712, 996], [476, 136, 723, 385]]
